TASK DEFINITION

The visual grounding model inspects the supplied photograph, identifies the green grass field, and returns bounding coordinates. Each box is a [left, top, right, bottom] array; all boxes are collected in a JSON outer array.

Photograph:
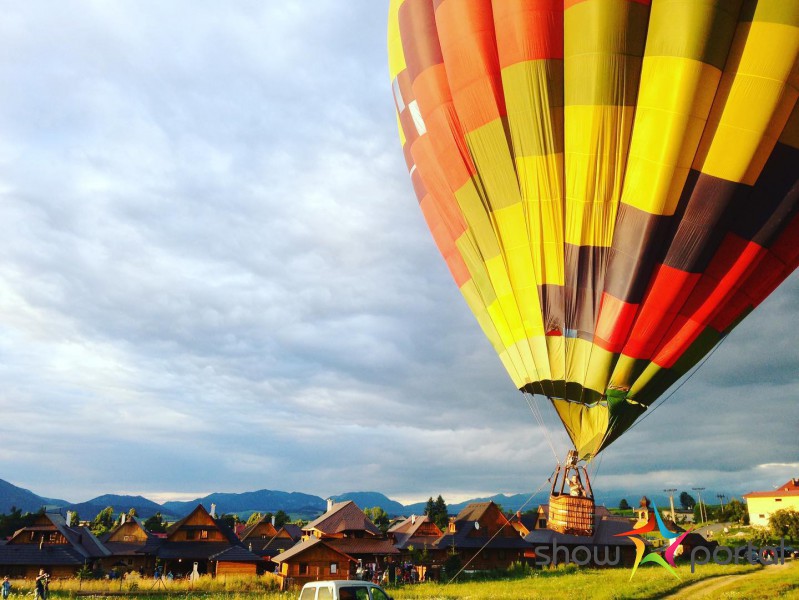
[[4, 561, 797, 600]]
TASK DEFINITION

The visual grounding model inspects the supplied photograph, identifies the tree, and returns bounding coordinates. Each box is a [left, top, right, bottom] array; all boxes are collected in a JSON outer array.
[[68, 511, 81, 527], [143, 512, 166, 533], [693, 502, 707, 524], [433, 495, 449, 531], [619, 499, 630, 510], [219, 513, 238, 528], [424, 497, 435, 518], [245, 512, 263, 527], [91, 506, 115, 535], [274, 510, 290, 528], [679, 491, 696, 510], [769, 508, 799, 542], [128, 508, 137, 518], [720, 498, 748, 525], [365, 507, 390, 533]]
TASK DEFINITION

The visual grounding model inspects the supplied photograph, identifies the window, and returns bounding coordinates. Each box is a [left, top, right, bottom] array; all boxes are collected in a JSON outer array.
[[299, 563, 309, 575], [123, 535, 132, 542], [200, 530, 209, 539], [330, 562, 337, 574], [317, 588, 332, 600], [186, 530, 195, 540], [339, 587, 369, 600], [298, 588, 316, 600], [372, 589, 391, 600], [775, 499, 782, 502]]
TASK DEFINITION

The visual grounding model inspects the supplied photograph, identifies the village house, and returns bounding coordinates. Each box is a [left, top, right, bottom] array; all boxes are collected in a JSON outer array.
[[274, 500, 397, 589], [155, 504, 262, 577], [0, 512, 110, 578], [743, 478, 799, 527], [387, 514, 442, 582], [100, 514, 163, 575], [272, 536, 356, 590], [239, 515, 302, 573], [432, 502, 533, 573]]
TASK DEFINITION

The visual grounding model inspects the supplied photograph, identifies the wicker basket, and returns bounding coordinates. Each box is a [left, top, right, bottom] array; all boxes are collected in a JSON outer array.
[[548, 493, 594, 536]]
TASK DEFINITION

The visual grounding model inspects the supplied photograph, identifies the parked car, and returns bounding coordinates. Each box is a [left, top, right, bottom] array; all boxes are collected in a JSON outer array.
[[298, 580, 393, 600]]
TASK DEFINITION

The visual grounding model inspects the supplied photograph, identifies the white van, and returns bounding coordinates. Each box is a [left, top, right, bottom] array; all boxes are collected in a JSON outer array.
[[298, 580, 393, 600]]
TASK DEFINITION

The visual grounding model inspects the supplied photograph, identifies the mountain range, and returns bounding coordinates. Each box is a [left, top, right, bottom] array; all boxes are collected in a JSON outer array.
[[0, 478, 732, 521]]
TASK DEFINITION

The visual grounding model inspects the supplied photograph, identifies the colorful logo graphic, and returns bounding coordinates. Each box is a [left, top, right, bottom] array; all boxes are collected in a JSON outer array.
[[615, 503, 691, 580]]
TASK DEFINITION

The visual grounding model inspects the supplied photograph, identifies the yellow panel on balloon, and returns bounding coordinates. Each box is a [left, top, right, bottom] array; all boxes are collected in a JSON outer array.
[[695, 21, 799, 184], [622, 56, 721, 216]]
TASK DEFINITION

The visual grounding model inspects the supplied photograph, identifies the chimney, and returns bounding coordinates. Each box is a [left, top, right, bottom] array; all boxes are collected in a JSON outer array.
[[326, 498, 333, 512], [121, 514, 126, 525], [271, 515, 276, 526], [66, 511, 74, 527], [411, 514, 416, 525], [210, 503, 217, 518]]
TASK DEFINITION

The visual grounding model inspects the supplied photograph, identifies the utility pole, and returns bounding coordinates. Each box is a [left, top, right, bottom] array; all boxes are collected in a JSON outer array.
[[717, 494, 726, 513], [693, 487, 707, 524], [664, 489, 677, 522]]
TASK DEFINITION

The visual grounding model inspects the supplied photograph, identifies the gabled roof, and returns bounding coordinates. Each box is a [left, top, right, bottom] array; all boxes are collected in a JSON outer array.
[[239, 515, 278, 541], [281, 524, 303, 540], [101, 516, 162, 555], [165, 505, 241, 545], [388, 515, 442, 550], [744, 478, 799, 498], [433, 502, 529, 551], [303, 501, 380, 537], [0, 513, 110, 565], [272, 537, 354, 564], [453, 502, 501, 524]]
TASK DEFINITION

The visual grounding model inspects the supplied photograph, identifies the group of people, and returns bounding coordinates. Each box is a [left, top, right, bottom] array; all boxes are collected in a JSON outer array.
[[1, 570, 49, 600]]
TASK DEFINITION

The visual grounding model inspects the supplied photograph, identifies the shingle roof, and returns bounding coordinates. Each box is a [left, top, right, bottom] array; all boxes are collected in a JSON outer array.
[[0, 544, 90, 566], [155, 541, 260, 562], [326, 538, 399, 556], [434, 521, 533, 551], [303, 501, 380, 537], [272, 537, 354, 564]]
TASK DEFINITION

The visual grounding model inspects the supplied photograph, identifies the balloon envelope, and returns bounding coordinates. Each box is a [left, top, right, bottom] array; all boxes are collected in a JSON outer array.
[[388, 0, 799, 457]]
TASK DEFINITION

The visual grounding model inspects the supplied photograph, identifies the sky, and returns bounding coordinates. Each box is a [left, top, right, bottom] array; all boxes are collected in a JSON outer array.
[[0, 1, 797, 509]]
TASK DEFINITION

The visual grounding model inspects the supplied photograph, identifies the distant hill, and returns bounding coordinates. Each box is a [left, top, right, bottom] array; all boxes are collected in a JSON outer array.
[[161, 489, 327, 520], [0, 479, 68, 514], [331, 492, 405, 517], [67, 494, 173, 520]]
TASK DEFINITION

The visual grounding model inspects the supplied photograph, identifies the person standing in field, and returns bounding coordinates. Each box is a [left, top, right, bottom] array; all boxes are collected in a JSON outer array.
[[2, 575, 11, 600], [35, 569, 48, 600]]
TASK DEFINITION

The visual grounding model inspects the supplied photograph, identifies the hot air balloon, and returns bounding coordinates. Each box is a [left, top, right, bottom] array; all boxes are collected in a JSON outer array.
[[388, 0, 799, 535]]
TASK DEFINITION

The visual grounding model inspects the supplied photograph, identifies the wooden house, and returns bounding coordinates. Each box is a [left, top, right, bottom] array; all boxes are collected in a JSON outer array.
[[239, 516, 301, 573], [100, 515, 162, 575], [302, 500, 381, 540], [387, 514, 442, 579], [274, 500, 397, 588], [272, 537, 356, 590], [432, 502, 533, 572], [0, 512, 110, 578], [156, 505, 261, 577]]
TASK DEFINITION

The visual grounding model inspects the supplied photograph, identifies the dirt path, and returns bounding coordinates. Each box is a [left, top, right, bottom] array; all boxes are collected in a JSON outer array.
[[661, 563, 792, 599], [660, 573, 747, 599]]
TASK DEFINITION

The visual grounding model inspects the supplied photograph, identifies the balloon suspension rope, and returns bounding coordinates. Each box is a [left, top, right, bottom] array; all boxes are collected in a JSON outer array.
[[524, 394, 560, 464], [444, 474, 552, 586]]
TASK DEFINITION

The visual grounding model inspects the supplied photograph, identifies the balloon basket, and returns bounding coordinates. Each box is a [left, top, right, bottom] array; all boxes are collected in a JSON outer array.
[[548, 450, 595, 536]]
